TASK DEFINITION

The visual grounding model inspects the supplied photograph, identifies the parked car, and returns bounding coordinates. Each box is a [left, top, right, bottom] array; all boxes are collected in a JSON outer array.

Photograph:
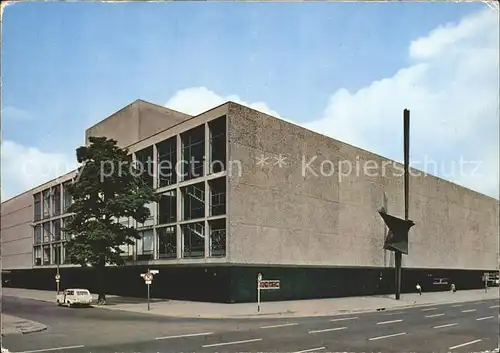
[[56, 289, 93, 307]]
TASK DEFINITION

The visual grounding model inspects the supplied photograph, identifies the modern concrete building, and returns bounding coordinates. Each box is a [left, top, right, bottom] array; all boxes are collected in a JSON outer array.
[[1, 99, 498, 303]]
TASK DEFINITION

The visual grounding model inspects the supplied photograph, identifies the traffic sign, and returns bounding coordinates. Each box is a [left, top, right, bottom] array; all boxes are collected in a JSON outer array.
[[55, 274, 60, 280], [145, 280, 152, 285], [259, 280, 280, 290], [257, 273, 262, 282]]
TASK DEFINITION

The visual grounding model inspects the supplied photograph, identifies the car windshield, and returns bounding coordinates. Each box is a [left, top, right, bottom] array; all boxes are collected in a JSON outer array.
[[76, 290, 89, 295]]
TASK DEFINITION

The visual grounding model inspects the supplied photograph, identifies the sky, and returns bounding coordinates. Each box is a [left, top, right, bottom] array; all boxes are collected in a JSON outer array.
[[1, 1, 499, 201]]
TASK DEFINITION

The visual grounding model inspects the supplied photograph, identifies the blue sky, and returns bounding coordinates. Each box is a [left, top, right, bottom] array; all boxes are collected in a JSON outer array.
[[1, 1, 497, 199]]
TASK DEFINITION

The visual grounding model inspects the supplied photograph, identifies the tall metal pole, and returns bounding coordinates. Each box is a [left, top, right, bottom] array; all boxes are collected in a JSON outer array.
[[395, 109, 410, 300], [56, 257, 60, 295], [147, 283, 151, 311]]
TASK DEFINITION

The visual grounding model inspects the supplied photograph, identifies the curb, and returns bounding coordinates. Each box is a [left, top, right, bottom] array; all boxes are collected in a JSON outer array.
[[93, 298, 490, 319], [21, 325, 47, 334], [1, 324, 47, 336]]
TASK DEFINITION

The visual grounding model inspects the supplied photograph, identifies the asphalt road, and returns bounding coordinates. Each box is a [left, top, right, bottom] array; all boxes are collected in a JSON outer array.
[[2, 296, 499, 353]]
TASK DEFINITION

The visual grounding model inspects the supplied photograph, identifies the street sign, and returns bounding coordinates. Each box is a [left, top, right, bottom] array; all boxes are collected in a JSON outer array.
[[141, 269, 158, 311], [259, 280, 280, 290]]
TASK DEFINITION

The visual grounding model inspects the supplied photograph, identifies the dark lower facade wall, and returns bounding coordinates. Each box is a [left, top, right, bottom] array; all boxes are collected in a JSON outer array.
[[3, 265, 496, 303]]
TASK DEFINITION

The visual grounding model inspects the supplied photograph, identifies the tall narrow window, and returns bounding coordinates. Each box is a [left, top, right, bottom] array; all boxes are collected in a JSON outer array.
[[43, 245, 51, 265], [52, 185, 61, 216], [34, 246, 42, 266], [209, 177, 226, 216], [52, 219, 61, 241], [136, 229, 154, 260], [63, 182, 72, 213], [42, 189, 50, 218], [157, 137, 177, 187], [182, 222, 205, 258], [209, 116, 226, 174], [158, 190, 176, 225], [42, 222, 51, 243], [209, 218, 226, 257], [34, 193, 41, 221], [135, 147, 154, 188], [34, 226, 42, 245], [137, 203, 155, 228], [158, 226, 176, 259], [181, 183, 205, 220], [181, 126, 205, 181], [53, 244, 62, 265]]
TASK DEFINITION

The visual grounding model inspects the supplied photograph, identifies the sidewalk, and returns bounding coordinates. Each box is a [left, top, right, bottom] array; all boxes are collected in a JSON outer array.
[[1, 313, 47, 336], [3, 287, 498, 319]]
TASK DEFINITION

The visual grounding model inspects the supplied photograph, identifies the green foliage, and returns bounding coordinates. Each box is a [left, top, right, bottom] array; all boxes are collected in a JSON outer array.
[[63, 136, 159, 267]]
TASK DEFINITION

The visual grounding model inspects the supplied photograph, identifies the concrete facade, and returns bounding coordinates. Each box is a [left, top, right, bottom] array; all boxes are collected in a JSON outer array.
[[85, 100, 191, 148], [1, 99, 498, 302], [227, 103, 499, 271]]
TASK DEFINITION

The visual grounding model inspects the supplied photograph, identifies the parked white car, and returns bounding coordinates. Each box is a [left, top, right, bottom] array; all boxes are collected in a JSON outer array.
[[56, 289, 93, 307]]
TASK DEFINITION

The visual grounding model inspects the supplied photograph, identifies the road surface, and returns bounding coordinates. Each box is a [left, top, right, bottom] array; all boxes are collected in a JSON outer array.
[[2, 296, 499, 353]]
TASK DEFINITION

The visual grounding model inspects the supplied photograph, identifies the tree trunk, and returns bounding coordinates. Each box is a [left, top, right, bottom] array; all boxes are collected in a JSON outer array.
[[97, 256, 106, 305]]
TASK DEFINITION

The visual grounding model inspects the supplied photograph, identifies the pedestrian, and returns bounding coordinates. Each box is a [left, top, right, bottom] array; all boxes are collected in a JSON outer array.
[[416, 283, 422, 295], [451, 283, 456, 293]]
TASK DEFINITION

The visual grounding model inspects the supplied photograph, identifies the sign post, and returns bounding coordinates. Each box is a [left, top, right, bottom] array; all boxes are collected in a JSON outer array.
[[55, 274, 61, 295], [257, 273, 262, 312], [141, 269, 159, 311], [256, 273, 281, 313]]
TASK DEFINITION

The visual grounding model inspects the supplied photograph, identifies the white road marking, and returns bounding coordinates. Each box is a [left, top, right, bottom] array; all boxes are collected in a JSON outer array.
[[476, 316, 494, 321], [376, 319, 403, 325], [202, 338, 262, 348], [461, 309, 476, 313], [449, 339, 482, 350], [330, 316, 358, 322], [308, 326, 347, 334], [451, 304, 463, 307], [421, 307, 438, 311], [489, 305, 500, 308], [155, 332, 213, 340], [433, 323, 458, 329], [425, 313, 445, 318], [368, 332, 406, 341], [15, 346, 85, 353], [292, 347, 326, 353], [383, 312, 404, 316], [260, 323, 298, 329]]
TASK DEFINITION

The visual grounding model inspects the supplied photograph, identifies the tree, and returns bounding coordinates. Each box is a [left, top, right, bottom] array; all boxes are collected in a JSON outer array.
[[63, 136, 158, 305]]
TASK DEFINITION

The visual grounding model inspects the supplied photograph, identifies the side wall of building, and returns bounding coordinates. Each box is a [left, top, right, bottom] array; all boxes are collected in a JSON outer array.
[[85, 100, 191, 148], [1, 192, 33, 269], [227, 103, 499, 271]]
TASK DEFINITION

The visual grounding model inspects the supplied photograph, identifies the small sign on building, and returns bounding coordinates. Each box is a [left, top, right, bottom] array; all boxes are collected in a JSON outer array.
[[259, 280, 280, 290]]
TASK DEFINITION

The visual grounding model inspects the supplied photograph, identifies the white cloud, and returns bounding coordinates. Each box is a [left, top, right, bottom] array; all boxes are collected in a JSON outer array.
[[1, 106, 34, 121], [165, 86, 284, 120], [0, 140, 77, 201], [304, 8, 499, 198]]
